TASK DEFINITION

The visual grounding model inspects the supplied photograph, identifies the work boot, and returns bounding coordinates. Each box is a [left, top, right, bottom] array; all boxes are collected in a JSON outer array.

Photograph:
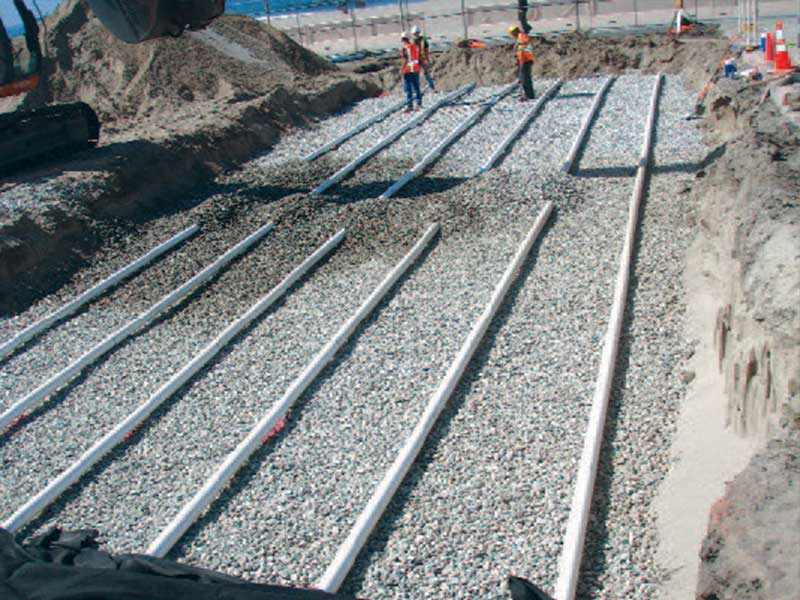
[[404, 106, 413, 113]]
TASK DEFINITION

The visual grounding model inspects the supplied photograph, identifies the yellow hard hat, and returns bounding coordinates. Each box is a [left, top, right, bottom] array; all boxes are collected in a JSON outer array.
[[508, 24, 520, 34]]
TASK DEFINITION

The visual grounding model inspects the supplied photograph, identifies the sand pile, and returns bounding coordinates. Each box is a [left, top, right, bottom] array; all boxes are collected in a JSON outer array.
[[350, 33, 730, 94], [22, 0, 339, 131]]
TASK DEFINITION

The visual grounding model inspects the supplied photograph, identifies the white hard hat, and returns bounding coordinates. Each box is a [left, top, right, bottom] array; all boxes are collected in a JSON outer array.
[[401, 31, 409, 40], [411, 25, 420, 34]]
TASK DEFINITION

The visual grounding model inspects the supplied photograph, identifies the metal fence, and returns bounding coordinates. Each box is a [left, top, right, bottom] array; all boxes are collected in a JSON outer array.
[[251, 0, 798, 56]]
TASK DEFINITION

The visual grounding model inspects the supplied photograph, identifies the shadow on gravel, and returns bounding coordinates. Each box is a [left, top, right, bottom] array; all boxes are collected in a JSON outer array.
[[573, 166, 638, 178], [13, 241, 340, 542], [166, 230, 443, 562], [556, 92, 596, 100], [396, 175, 471, 200], [339, 211, 558, 597]]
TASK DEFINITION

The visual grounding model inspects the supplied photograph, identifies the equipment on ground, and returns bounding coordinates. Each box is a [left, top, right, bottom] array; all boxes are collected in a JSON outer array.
[[0, 0, 225, 175]]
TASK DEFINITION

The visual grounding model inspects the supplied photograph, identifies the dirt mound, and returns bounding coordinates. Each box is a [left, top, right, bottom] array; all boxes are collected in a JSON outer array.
[[686, 59, 800, 600], [352, 33, 731, 93], [22, 0, 337, 129], [0, 2, 381, 313]]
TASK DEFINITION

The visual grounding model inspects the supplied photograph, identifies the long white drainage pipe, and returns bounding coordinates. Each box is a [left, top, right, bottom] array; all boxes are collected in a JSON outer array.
[[303, 99, 407, 162], [561, 76, 615, 174], [316, 202, 554, 593], [1, 230, 345, 533], [554, 73, 662, 600], [0, 223, 274, 435], [380, 82, 517, 199], [146, 223, 441, 557], [310, 85, 474, 195], [478, 79, 563, 175], [0, 225, 200, 363]]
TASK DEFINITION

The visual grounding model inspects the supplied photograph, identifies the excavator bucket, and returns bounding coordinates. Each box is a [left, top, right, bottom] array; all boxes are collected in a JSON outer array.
[[86, 0, 226, 43]]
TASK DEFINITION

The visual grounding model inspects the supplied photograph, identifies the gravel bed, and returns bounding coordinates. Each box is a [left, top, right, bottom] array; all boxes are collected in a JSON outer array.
[[578, 74, 708, 599], [338, 77, 657, 599], [423, 80, 556, 179], [175, 201, 538, 585], [0, 202, 339, 524], [1, 74, 709, 599]]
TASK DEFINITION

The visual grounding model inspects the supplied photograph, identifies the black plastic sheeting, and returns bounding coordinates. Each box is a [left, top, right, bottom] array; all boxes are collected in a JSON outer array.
[[0, 527, 355, 600], [0, 527, 555, 599]]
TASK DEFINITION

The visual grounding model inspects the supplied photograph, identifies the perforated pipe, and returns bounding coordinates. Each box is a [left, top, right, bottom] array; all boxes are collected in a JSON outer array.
[[0, 223, 274, 435], [1, 230, 345, 533], [303, 99, 407, 162], [561, 76, 615, 174], [0, 225, 199, 362], [146, 223, 441, 557], [310, 85, 474, 195], [380, 83, 517, 199], [478, 80, 562, 174], [554, 73, 662, 600], [317, 202, 554, 593]]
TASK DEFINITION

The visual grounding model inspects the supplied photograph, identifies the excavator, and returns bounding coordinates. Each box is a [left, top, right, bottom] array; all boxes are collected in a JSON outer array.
[[0, 0, 225, 173]]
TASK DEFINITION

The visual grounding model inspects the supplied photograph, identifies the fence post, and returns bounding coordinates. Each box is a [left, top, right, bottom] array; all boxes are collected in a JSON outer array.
[[461, 0, 468, 39], [264, 1, 271, 26], [350, 0, 359, 51]]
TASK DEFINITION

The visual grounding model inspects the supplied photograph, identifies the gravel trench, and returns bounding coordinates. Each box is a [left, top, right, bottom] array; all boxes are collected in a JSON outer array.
[[0, 73, 708, 599]]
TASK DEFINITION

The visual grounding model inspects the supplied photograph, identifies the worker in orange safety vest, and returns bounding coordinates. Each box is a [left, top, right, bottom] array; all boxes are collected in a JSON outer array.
[[400, 31, 423, 112], [509, 24, 535, 100]]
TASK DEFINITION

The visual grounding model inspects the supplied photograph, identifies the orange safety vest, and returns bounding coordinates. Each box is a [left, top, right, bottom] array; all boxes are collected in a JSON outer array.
[[402, 41, 421, 74], [516, 32, 534, 64]]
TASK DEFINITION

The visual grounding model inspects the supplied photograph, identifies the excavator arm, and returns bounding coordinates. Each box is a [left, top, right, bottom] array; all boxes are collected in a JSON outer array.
[[1, 0, 226, 174], [87, 0, 225, 43]]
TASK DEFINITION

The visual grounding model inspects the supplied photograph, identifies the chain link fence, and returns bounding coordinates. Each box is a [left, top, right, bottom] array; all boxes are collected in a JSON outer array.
[[251, 0, 798, 56]]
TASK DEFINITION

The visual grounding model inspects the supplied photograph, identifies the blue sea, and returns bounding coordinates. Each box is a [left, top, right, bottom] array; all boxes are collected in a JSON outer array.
[[4, 0, 412, 38]]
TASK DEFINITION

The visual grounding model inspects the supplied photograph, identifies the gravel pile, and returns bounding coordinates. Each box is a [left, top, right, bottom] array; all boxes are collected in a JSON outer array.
[[0, 73, 708, 599]]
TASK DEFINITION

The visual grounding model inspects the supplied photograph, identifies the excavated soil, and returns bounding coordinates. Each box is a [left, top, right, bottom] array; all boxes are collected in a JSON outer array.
[[0, 7, 798, 598]]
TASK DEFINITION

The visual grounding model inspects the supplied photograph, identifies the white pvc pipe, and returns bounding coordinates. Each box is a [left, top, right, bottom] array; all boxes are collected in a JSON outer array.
[[554, 73, 662, 600], [379, 83, 516, 199], [310, 85, 474, 195], [303, 99, 407, 162], [0, 223, 274, 435], [317, 202, 554, 593], [146, 223, 441, 557], [1, 230, 345, 534], [478, 80, 563, 174], [561, 76, 615, 174], [0, 225, 200, 363]]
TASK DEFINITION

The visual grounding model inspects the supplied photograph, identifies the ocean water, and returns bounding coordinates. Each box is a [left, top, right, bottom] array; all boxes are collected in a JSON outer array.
[[4, 0, 410, 38]]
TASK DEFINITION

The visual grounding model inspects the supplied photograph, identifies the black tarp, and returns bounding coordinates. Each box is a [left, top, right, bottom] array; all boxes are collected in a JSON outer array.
[[0, 527, 356, 600]]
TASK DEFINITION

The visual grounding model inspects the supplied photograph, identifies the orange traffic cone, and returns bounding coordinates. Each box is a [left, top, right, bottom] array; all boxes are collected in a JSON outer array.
[[774, 21, 794, 71], [764, 32, 775, 62]]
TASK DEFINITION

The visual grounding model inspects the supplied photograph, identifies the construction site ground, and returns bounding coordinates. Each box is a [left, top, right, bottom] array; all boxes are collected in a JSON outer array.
[[0, 0, 798, 598]]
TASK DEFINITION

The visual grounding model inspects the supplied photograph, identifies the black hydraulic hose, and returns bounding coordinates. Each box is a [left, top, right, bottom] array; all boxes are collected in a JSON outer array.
[[518, 0, 532, 33], [13, 0, 42, 76]]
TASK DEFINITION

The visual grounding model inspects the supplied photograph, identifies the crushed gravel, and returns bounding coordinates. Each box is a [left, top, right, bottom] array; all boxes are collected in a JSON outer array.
[[0, 73, 707, 599]]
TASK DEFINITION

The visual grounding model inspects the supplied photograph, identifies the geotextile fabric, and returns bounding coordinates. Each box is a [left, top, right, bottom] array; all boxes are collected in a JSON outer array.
[[0, 527, 356, 600]]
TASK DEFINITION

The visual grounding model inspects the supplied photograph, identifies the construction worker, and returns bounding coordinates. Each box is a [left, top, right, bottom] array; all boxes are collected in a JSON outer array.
[[509, 24, 535, 101], [411, 25, 435, 90], [400, 31, 422, 112]]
